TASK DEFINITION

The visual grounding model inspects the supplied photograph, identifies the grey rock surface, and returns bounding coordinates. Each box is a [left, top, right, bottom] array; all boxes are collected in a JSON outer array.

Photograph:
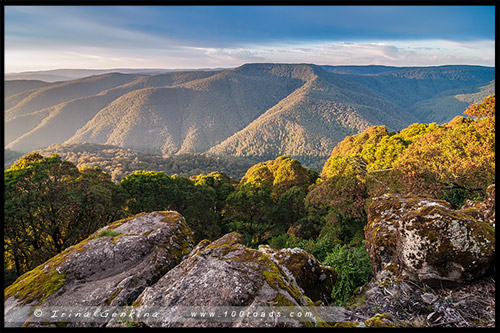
[[133, 232, 334, 327], [4, 211, 194, 327], [365, 193, 495, 288]]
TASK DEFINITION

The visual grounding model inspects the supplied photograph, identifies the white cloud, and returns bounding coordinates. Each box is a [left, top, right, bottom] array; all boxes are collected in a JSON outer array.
[[5, 39, 494, 73]]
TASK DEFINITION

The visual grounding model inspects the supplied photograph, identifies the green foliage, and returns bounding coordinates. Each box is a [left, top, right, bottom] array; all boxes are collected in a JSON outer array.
[[272, 186, 307, 234], [321, 95, 494, 207], [223, 179, 274, 246], [288, 237, 338, 262], [268, 234, 292, 250], [303, 176, 368, 241], [171, 175, 221, 242], [120, 171, 178, 215], [192, 171, 235, 213], [465, 94, 495, 118], [4, 153, 126, 285], [241, 156, 314, 199], [323, 243, 373, 306], [322, 123, 443, 180], [395, 115, 495, 196], [119, 170, 222, 242], [321, 155, 366, 179], [395, 122, 443, 143]]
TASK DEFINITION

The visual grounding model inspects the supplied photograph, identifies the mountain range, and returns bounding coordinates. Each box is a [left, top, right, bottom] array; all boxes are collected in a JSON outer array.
[[5, 63, 495, 167]]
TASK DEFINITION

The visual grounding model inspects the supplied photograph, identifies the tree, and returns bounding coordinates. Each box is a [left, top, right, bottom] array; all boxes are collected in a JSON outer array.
[[171, 175, 220, 242], [272, 186, 307, 235], [4, 153, 125, 284], [303, 176, 368, 242], [464, 94, 495, 118], [395, 116, 494, 198], [120, 170, 179, 214], [224, 179, 274, 245], [240, 156, 314, 199], [120, 171, 221, 242], [192, 171, 235, 213]]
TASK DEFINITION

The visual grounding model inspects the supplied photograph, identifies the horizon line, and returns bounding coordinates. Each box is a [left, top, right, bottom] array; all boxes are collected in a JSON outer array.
[[5, 62, 496, 75]]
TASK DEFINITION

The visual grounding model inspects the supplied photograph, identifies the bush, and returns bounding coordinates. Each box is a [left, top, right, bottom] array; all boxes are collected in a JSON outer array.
[[323, 243, 373, 305], [268, 234, 291, 249], [286, 236, 337, 262]]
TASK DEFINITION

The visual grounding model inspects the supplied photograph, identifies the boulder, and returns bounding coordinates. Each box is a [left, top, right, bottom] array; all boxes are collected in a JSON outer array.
[[258, 245, 337, 303], [133, 232, 337, 327], [461, 184, 495, 228], [4, 211, 194, 327], [365, 193, 495, 288]]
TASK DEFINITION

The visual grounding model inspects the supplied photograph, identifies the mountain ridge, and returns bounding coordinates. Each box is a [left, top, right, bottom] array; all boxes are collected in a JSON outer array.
[[5, 63, 495, 163]]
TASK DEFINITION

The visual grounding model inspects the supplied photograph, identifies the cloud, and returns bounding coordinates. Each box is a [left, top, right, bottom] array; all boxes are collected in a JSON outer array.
[[4, 6, 495, 72]]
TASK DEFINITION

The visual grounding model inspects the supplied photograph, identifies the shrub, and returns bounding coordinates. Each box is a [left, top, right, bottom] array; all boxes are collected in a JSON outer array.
[[323, 243, 373, 305]]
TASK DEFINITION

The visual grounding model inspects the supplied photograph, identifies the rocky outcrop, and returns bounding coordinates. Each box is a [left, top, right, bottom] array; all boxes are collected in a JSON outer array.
[[5, 218, 337, 328], [4, 211, 194, 327], [133, 232, 337, 327], [365, 193, 495, 288], [461, 184, 495, 228], [258, 245, 336, 303]]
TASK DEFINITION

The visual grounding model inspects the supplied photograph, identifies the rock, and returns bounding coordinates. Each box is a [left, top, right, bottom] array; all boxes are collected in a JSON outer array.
[[461, 184, 495, 228], [257, 245, 337, 303], [365, 193, 495, 288], [132, 232, 336, 327], [342, 272, 496, 328], [4, 211, 194, 327]]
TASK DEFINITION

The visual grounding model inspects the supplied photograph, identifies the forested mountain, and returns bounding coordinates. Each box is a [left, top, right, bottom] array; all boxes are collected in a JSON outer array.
[[5, 63, 494, 164], [208, 64, 417, 163]]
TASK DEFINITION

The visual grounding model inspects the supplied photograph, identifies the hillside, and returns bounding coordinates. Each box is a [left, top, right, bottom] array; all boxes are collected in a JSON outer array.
[[209, 65, 417, 162], [65, 64, 309, 154], [5, 63, 495, 163], [408, 80, 495, 123], [338, 65, 495, 112], [4, 80, 55, 98]]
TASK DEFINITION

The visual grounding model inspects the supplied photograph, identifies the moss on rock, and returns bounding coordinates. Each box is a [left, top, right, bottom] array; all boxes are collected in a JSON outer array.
[[366, 193, 495, 288], [364, 313, 410, 328]]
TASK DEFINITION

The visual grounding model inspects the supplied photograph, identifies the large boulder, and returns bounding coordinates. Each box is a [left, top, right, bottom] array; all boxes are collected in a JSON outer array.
[[258, 245, 336, 303], [365, 193, 495, 288], [133, 232, 337, 327], [4, 211, 194, 327]]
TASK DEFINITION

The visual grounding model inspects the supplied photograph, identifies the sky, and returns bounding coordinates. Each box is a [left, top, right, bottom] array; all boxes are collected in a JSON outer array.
[[4, 5, 496, 73]]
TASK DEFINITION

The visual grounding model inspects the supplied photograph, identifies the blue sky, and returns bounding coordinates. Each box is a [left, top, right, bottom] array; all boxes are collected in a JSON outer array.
[[4, 5, 495, 72]]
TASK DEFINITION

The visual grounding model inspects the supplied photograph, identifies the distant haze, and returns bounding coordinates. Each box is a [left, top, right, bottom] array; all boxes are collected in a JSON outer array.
[[5, 68, 232, 82]]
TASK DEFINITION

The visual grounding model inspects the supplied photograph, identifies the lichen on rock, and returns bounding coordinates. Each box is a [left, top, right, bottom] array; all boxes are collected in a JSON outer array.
[[461, 184, 495, 228], [4, 211, 194, 327], [365, 193, 495, 288], [133, 232, 336, 327], [257, 245, 337, 303]]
